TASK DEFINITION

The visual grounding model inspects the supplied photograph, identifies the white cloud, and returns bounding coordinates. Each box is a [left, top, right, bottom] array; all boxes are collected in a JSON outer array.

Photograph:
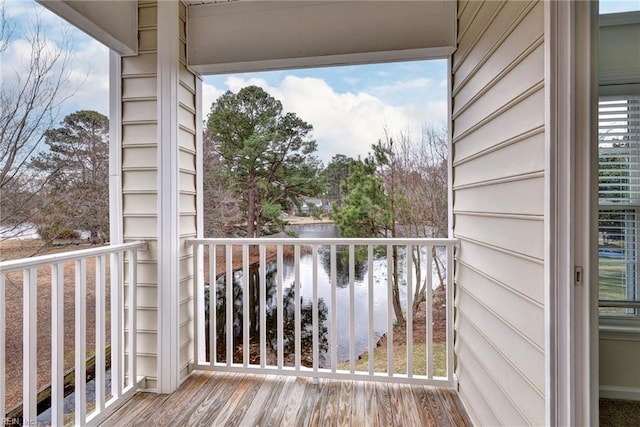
[[202, 82, 225, 118], [203, 75, 447, 163]]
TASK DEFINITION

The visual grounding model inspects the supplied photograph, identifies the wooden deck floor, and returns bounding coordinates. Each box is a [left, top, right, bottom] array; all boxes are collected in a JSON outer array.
[[100, 371, 472, 426]]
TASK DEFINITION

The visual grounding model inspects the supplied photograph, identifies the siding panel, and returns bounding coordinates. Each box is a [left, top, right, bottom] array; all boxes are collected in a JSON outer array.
[[121, 1, 160, 389], [176, 10, 199, 378], [457, 240, 544, 304], [123, 146, 157, 169], [123, 100, 157, 123], [123, 123, 157, 146], [454, 44, 544, 134], [124, 194, 157, 215], [454, 176, 544, 216], [454, 9, 543, 113], [454, 88, 545, 160], [122, 53, 157, 76], [455, 214, 544, 260], [457, 265, 545, 350], [454, 1, 536, 90], [455, 339, 527, 425], [454, 131, 544, 186], [456, 293, 545, 396], [123, 76, 157, 99], [452, 0, 545, 425]]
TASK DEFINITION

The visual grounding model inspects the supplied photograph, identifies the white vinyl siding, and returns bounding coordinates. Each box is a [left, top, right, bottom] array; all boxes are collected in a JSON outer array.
[[178, 2, 198, 380], [118, 0, 199, 389], [452, 1, 545, 425], [121, 1, 159, 388]]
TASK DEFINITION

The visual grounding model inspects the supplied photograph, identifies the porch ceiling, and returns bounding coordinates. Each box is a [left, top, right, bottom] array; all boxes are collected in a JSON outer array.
[[188, 1, 457, 74], [38, 0, 456, 74]]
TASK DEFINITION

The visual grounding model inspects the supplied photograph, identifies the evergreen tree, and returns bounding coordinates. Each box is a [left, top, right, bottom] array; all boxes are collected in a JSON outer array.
[[331, 159, 391, 238], [31, 110, 109, 244], [207, 86, 322, 237], [322, 154, 358, 207]]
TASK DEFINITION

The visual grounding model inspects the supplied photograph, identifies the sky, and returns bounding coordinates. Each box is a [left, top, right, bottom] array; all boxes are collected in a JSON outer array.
[[2, 0, 446, 164], [3, 0, 639, 163]]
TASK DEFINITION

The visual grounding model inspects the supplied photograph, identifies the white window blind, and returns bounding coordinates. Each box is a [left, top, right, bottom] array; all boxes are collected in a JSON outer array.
[[598, 95, 640, 315]]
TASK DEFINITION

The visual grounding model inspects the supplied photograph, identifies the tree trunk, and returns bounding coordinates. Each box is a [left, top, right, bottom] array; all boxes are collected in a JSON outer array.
[[391, 246, 405, 327], [412, 248, 424, 315], [433, 247, 446, 288], [247, 179, 256, 238]]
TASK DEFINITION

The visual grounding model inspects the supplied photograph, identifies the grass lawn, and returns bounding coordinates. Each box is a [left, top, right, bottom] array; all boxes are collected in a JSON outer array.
[[339, 341, 446, 378], [599, 256, 634, 315]]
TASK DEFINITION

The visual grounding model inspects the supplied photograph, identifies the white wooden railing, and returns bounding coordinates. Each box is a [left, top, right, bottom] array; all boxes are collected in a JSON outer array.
[[188, 238, 457, 387], [0, 241, 146, 426]]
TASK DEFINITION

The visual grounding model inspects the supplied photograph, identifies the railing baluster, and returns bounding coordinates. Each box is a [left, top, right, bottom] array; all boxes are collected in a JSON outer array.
[[294, 244, 301, 371], [75, 259, 87, 425], [446, 245, 454, 381], [330, 244, 337, 372], [180, 239, 457, 386], [426, 246, 433, 379], [110, 251, 122, 399], [242, 244, 249, 368], [407, 245, 413, 378], [312, 245, 318, 373], [0, 242, 145, 425], [387, 244, 393, 377], [259, 245, 266, 368], [96, 255, 107, 411], [209, 244, 216, 366], [367, 245, 374, 376], [23, 268, 37, 424], [349, 244, 355, 374], [194, 243, 204, 364], [0, 273, 5, 419], [226, 244, 233, 366], [128, 249, 138, 388], [277, 245, 284, 369]]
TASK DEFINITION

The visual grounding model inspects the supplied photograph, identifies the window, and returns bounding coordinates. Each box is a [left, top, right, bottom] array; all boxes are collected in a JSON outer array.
[[598, 95, 640, 317]]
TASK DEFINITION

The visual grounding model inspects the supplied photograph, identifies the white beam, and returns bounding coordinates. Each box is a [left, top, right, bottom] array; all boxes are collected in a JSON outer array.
[[38, 0, 137, 55], [544, 1, 597, 425], [188, 1, 456, 74], [109, 50, 123, 245], [156, 1, 181, 394]]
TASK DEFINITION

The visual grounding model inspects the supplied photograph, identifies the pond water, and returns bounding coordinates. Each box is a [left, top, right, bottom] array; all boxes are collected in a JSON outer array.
[[207, 223, 444, 367], [208, 247, 401, 366]]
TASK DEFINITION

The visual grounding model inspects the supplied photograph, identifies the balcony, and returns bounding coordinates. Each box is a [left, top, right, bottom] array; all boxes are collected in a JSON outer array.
[[0, 237, 465, 425], [103, 371, 471, 426]]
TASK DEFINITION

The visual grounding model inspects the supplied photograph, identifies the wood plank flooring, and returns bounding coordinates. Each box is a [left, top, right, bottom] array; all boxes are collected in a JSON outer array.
[[101, 371, 472, 426]]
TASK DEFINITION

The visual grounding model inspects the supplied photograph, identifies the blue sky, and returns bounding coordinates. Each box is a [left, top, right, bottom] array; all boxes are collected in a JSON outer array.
[[201, 61, 448, 162], [4, 0, 639, 162]]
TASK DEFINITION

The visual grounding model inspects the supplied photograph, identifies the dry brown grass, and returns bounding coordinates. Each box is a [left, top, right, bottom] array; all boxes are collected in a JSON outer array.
[[2, 241, 106, 411]]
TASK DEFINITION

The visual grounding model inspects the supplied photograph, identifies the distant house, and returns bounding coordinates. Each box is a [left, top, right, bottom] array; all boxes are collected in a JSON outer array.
[[297, 198, 324, 215]]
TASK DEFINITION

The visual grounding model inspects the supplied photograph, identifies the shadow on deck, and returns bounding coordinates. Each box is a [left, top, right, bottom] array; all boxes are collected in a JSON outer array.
[[100, 371, 472, 426]]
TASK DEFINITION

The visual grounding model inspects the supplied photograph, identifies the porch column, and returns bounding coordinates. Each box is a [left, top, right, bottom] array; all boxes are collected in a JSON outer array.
[[113, 0, 199, 394], [156, 0, 182, 394]]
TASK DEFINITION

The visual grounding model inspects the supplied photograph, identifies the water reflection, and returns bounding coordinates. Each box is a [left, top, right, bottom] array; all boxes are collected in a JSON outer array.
[[318, 246, 368, 288], [204, 244, 428, 368], [205, 261, 330, 367]]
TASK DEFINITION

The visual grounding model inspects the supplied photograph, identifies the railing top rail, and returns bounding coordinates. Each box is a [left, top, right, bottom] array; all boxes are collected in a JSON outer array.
[[187, 237, 459, 246], [0, 240, 147, 273]]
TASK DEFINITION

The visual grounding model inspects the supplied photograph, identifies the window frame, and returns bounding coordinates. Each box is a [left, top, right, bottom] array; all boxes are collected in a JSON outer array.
[[598, 91, 640, 324]]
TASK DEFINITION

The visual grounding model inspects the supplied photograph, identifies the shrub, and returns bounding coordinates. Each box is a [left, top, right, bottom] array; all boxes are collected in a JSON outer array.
[[37, 223, 80, 241]]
